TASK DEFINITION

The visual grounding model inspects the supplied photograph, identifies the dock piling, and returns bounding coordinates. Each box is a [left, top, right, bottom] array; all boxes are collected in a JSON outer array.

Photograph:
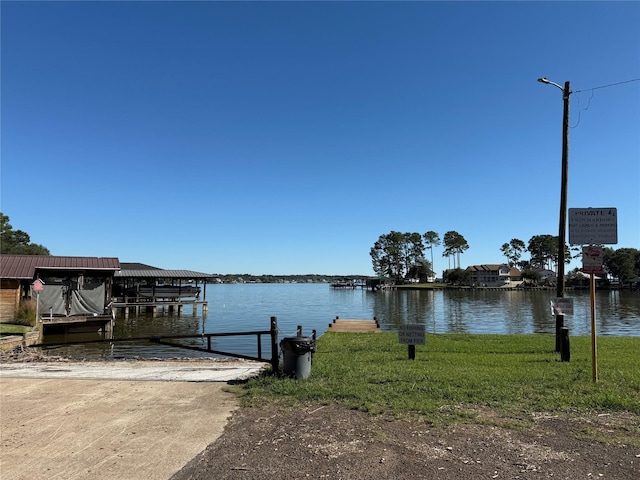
[[270, 316, 279, 375]]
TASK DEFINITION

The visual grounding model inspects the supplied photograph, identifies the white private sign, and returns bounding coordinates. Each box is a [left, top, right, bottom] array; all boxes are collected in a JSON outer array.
[[568, 208, 617, 245]]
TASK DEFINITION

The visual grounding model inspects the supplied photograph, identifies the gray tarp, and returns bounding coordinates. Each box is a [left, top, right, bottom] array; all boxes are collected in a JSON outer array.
[[38, 280, 106, 317], [70, 282, 106, 316], [39, 285, 67, 316]]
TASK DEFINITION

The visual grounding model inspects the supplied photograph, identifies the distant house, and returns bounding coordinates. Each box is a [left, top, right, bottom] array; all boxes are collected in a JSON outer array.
[[0, 254, 120, 322], [466, 264, 521, 287], [536, 269, 557, 285]]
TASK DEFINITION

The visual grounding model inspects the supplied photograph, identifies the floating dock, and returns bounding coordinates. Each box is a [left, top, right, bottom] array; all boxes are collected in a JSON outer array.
[[327, 316, 382, 333]]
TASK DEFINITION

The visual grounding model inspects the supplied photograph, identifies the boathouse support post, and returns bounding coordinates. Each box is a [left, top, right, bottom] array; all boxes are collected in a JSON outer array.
[[270, 316, 279, 375]]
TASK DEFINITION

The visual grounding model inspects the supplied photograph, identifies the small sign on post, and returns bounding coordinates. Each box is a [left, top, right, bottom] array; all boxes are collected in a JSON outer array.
[[32, 279, 44, 292], [550, 298, 573, 316], [399, 324, 425, 360], [582, 245, 604, 275], [32, 279, 45, 324]]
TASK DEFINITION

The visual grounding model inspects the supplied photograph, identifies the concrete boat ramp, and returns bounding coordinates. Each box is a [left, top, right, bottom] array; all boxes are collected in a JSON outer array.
[[0, 359, 265, 480], [0, 358, 265, 382]]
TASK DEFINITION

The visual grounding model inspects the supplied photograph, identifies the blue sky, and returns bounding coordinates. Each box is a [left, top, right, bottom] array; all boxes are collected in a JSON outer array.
[[2, 1, 639, 276]]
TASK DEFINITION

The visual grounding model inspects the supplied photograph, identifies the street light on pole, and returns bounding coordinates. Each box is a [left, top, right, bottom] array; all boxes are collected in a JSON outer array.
[[538, 77, 571, 353]]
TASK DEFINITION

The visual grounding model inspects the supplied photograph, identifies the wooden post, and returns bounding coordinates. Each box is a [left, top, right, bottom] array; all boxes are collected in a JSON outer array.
[[555, 313, 564, 353], [560, 327, 570, 362], [590, 272, 598, 382], [270, 316, 279, 375], [257, 333, 262, 359], [297, 325, 302, 337], [408, 344, 416, 360], [554, 81, 571, 351]]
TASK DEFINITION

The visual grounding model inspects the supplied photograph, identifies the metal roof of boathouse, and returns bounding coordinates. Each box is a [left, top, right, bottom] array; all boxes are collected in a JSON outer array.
[[0, 255, 121, 280], [0, 257, 210, 282], [115, 263, 212, 280]]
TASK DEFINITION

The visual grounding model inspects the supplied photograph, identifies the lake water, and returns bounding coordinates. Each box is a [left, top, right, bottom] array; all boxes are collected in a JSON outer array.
[[44, 283, 640, 360]]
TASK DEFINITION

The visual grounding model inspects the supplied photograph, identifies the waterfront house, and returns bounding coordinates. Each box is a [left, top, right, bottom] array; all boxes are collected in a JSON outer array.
[[536, 269, 557, 285], [466, 264, 522, 287]]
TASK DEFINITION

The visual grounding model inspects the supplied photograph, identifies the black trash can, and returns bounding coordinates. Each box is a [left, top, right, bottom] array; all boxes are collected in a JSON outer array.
[[280, 336, 315, 379]]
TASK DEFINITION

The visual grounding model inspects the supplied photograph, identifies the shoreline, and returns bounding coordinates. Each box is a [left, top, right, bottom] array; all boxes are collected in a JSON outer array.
[[0, 344, 254, 364]]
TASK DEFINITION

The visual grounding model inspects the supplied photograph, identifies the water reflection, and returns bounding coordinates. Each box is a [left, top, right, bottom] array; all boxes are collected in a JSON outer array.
[[371, 288, 639, 337]]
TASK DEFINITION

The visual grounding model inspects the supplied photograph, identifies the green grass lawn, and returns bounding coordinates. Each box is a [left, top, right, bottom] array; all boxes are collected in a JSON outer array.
[[239, 332, 640, 420]]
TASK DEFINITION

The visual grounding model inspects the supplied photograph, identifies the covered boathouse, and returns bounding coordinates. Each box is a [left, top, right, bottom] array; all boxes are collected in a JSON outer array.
[[112, 263, 212, 317], [0, 254, 120, 339]]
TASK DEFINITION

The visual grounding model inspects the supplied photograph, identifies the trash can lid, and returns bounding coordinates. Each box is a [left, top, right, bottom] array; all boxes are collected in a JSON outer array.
[[282, 336, 312, 342], [280, 336, 316, 352]]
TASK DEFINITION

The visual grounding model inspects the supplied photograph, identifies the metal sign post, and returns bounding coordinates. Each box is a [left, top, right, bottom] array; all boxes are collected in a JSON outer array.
[[399, 324, 425, 360], [569, 209, 617, 383], [32, 279, 45, 324]]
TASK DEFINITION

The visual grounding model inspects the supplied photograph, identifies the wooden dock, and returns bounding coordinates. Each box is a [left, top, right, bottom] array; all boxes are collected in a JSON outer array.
[[327, 316, 382, 333], [39, 314, 114, 339]]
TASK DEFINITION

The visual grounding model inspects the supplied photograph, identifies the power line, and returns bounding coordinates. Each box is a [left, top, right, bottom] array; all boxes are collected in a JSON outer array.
[[570, 78, 639, 128], [574, 78, 640, 94]]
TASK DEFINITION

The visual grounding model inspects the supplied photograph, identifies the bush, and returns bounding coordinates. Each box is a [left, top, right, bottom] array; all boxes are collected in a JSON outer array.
[[13, 299, 37, 327]]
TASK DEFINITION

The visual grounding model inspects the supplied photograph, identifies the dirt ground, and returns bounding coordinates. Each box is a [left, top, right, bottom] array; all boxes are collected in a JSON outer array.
[[173, 403, 640, 480], [2, 348, 638, 480]]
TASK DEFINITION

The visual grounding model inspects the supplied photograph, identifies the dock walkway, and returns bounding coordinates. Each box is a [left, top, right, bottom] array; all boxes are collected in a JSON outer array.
[[327, 317, 382, 333]]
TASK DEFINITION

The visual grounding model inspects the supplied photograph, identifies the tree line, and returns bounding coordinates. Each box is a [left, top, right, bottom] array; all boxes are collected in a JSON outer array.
[[0, 213, 50, 255], [371, 229, 640, 283], [501, 236, 640, 282], [369, 230, 469, 283]]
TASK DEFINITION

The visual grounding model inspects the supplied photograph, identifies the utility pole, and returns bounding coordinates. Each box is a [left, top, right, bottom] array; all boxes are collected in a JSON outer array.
[[556, 80, 571, 351], [538, 78, 571, 352]]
